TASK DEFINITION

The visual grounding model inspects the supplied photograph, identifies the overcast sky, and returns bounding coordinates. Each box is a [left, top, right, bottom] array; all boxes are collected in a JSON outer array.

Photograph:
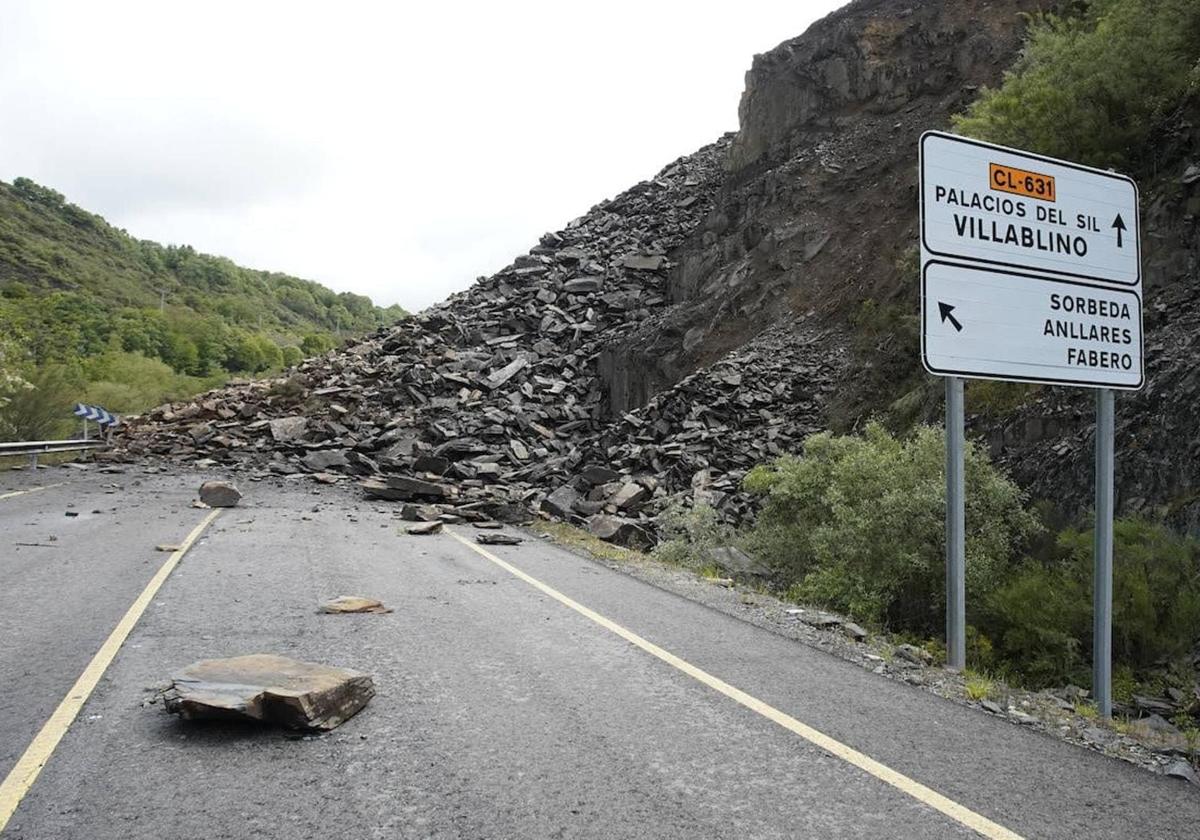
[[0, 1, 844, 311]]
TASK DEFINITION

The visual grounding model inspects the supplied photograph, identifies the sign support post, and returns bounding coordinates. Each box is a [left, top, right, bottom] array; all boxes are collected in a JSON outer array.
[[1093, 388, 1115, 717], [945, 376, 966, 670]]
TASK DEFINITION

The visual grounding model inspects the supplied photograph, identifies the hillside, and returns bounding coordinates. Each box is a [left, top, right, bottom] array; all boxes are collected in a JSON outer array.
[[603, 0, 1043, 414], [0, 177, 405, 437], [0, 177, 405, 374]]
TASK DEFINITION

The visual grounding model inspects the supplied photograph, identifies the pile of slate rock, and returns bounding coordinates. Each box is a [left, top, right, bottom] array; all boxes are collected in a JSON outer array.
[[116, 135, 844, 544]]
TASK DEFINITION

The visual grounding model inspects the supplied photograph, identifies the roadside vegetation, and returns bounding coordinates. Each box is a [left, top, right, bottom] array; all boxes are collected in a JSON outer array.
[[742, 424, 1039, 635], [656, 425, 1200, 706], [0, 177, 406, 439]]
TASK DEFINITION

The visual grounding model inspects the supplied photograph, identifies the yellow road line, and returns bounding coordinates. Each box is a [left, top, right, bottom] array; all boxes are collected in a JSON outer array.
[[446, 528, 1025, 840], [0, 508, 222, 832], [0, 482, 65, 501]]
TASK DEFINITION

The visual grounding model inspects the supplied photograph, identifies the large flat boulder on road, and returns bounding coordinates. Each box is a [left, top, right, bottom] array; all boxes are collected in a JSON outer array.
[[163, 654, 374, 730]]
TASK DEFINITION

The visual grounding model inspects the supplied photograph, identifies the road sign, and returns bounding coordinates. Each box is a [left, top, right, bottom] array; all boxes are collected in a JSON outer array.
[[920, 131, 1144, 390], [920, 131, 1140, 286], [922, 261, 1144, 389], [73, 403, 119, 427], [919, 132, 1144, 687]]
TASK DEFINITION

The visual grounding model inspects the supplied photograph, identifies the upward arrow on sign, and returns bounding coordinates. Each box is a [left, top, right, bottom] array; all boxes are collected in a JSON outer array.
[[1112, 214, 1127, 248]]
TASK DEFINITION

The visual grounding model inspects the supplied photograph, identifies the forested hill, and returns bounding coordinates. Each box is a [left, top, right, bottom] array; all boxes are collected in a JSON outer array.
[[0, 177, 406, 372], [0, 177, 406, 438]]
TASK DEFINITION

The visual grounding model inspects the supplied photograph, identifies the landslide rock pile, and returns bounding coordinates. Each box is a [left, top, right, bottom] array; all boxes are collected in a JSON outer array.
[[578, 321, 846, 524], [117, 136, 844, 538]]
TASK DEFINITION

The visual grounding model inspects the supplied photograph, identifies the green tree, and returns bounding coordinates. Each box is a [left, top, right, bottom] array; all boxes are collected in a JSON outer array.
[[224, 332, 265, 373], [953, 0, 1200, 167], [163, 331, 201, 375], [0, 362, 83, 441], [300, 333, 335, 356], [252, 335, 284, 371], [0, 337, 32, 439], [280, 345, 304, 367]]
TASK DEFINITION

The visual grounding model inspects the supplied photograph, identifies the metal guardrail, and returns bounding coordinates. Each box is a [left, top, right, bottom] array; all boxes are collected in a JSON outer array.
[[0, 439, 107, 468]]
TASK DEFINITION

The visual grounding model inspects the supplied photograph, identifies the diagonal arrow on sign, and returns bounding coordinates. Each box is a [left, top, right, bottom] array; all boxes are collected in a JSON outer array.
[[938, 301, 963, 332]]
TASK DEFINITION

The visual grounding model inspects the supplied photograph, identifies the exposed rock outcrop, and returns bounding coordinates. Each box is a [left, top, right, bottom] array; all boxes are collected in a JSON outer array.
[[601, 0, 1045, 416]]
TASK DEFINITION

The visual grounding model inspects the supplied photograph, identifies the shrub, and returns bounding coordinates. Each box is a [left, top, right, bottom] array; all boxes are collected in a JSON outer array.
[[280, 345, 304, 368], [980, 561, 1088, 686], [652, 501, 732, 569], [953, 0, 1200, 168], [744, 423, 1039, 632], [982, 518, 1200, 686], [300, 333, 336, 356], [0, 362, 83, 440]]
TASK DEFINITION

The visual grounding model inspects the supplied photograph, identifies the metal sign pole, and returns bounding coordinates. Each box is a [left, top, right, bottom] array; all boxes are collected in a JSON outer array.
[[1093, 388, 1115, 717], [945, 376, 966, 670]]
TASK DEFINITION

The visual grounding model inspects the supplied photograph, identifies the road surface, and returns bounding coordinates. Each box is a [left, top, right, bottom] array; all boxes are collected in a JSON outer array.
[[0, 466, 1197, 839]]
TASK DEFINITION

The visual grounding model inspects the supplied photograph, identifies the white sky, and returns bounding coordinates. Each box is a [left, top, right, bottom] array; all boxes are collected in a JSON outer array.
[[0, 1, 844, 311]]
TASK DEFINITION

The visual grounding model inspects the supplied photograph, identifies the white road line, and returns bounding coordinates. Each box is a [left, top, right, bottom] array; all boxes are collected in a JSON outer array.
[[0, 482, 66, 501], [446, 527, 1025, 840]]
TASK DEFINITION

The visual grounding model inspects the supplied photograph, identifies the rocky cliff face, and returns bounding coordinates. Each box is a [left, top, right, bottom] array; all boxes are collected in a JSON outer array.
[[601, 0, 1044, 415], [727, 0, 1040, 173]]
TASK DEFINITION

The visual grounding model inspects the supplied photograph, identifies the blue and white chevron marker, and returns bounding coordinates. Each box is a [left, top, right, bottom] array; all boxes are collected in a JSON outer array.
[[72, 403, 119, 427]]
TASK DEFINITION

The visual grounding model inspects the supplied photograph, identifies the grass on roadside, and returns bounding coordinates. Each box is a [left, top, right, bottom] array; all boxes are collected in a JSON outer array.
[[964, 671, 997, 702], [527, 518, 646, 564]]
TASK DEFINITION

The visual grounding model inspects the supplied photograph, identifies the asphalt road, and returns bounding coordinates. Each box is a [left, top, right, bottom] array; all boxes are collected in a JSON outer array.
[[1, 466, 1197, 839]]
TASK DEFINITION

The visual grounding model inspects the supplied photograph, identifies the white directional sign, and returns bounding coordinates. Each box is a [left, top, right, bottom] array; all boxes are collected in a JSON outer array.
[[922, 261, 1143, 389], [921, 131, 1140, 286], [920, 132, 1143, 389], [919, 133, 1142, 702]]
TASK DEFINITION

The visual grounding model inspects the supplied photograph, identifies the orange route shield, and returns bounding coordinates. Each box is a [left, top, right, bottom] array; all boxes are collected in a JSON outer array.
[[989, 162, 1056, 202]]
